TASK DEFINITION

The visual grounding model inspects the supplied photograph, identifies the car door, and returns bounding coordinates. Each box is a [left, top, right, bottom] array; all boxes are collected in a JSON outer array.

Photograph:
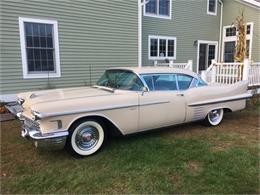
[[138, 74, 186, 131]]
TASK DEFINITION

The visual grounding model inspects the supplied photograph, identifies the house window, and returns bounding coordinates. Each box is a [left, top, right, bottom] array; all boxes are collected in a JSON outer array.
[[149, 36, 176, 60], [146, 0, 157, 14], [144, 0, 172, 19], [225, 27, 236, 37], [19, 17, 61, 79], [207, 0, 217, 15], [159, 39, 166, 57], [222, 23, 253, 62], [224, 41, 236, 62], [208, 45, 216, 66], [150, 38, 158, 57], [246, 25, 251, 34]]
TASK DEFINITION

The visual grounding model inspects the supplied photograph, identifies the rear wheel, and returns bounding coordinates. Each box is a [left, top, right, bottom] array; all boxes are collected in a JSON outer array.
[[204, 108, 224, 126], [67, 119, 106, 157]]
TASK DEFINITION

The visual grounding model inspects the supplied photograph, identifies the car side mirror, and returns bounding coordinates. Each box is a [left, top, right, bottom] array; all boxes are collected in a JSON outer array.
[[141, 86, 148, 96], [142, 86, 148, 92]]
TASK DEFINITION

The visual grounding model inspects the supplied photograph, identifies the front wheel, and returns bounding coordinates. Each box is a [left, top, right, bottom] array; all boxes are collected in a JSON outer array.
[[204, 108, 224, 126], [67, 119, 106, 157]]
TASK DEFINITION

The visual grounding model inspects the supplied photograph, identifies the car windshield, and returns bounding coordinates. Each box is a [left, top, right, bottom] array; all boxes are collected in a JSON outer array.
[[96, 69, 144, 91]]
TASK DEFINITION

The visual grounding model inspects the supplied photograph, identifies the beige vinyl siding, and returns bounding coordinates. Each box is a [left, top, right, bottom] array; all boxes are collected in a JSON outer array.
[[142, 0, 221, 71], [0, 0, 138, 94], [222, 0, 260, 62]]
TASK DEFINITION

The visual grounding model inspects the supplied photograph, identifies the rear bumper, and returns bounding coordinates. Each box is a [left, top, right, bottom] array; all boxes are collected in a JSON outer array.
[[21, 125, 68, 150]]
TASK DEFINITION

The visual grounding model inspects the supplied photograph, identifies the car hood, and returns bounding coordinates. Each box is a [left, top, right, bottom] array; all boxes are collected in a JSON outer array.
[[18, 86, 138, 119], [18, 86, 114, 108]]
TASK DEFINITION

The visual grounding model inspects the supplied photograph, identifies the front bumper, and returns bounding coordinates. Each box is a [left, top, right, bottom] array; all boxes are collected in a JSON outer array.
[[21, 125, 68, 150], [6, 101, 69, 150], [5, 102, 24, 116]]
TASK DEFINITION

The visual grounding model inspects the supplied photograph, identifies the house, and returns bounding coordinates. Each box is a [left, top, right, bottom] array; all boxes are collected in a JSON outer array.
[[0, 0, 259, 102], [142, 0, 260, 72], [0, 0, 138, 101]]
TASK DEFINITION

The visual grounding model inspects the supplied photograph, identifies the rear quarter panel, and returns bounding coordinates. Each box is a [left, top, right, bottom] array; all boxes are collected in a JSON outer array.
[[184, 81, 249, 122]]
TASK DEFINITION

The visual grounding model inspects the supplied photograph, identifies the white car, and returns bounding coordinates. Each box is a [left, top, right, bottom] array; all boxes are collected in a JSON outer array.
[[7, 67, 251, 157]]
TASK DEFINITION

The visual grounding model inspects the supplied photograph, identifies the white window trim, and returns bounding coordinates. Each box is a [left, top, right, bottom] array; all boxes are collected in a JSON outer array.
[[143, 0, 172, 20], [19, 17, 61, 79], [196, 40, 218, 73], [221, 22, 254, 61], [148, 35, 177, 60], [207, 0, 217, 16]]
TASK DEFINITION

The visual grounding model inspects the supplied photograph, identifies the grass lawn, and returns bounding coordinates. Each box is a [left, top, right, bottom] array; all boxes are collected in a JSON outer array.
[[1, 104, 259, 194]]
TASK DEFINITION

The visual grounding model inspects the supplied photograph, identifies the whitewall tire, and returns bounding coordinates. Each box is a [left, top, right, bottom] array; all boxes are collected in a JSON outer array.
[[68, 120, 106, 157], [205, 108, 224, 126]]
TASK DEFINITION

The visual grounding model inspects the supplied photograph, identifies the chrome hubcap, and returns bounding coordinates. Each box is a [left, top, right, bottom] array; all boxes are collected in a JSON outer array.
[[209, 109, 221, 123], [76, 126, 99, 151]]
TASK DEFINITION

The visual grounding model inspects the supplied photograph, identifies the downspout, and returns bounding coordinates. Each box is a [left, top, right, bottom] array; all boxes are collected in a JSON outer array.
[[138, 0, 142, 67], [218, 0, 223, 62], [138, 0, 150, 68]]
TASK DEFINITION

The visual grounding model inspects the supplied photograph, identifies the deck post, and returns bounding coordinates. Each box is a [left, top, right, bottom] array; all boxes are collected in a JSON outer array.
[[212, 66, 217, 83], [201, 71, 206, 82], [242, 58, 250, 81], [211, 60, 217, 83], [169, 60, 174, 67], [154, 60, 157, 66], [187, 60, 193, 71]]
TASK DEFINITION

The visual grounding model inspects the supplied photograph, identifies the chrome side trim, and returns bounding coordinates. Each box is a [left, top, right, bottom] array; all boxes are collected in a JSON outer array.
[[188, 93, 252, 107], [38, 104, 139, 118], [140, 101, 170, 107], [38, 101, 171, 118]]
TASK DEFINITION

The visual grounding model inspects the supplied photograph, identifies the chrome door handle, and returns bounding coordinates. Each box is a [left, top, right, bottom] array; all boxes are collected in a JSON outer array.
[[177, 94, 184, 97]]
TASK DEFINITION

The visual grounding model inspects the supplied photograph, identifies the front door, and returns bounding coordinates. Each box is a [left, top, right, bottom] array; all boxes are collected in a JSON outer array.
[[138, 74, 186, 131], [198, 42, 217, 72]]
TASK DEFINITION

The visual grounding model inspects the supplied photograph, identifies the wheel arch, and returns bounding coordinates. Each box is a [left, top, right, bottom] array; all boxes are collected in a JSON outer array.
[[206, 106, 232, 114], [67, 114, 123, 137], [223, 107, 232, 113]]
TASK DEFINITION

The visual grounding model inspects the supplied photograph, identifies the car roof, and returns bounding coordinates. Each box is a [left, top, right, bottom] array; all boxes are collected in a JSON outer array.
[[108, 66, 199, 78]]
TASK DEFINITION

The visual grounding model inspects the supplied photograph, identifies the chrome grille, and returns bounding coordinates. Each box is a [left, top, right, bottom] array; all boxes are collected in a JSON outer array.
[[23, 117, 40, 131]]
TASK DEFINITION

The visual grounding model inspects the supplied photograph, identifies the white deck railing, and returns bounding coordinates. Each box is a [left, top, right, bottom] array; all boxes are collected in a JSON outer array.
[[249, 62, 260, 86], [214, 62, 243, 84], [201, 59, 260, 87], [153, 59, 259, 87], [154, 60, 193, 71]]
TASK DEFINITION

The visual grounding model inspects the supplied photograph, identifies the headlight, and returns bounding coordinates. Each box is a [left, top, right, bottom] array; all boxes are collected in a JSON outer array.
[[17, 98, 25, 105], [31, 110, 42, 121]]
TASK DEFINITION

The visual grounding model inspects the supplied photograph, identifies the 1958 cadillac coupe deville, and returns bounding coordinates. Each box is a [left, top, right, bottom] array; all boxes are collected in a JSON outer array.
[[8, 67, 251, 156]]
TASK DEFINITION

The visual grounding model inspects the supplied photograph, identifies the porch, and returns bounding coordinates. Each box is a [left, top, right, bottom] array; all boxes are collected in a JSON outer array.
[[154, 59, 260, 89]]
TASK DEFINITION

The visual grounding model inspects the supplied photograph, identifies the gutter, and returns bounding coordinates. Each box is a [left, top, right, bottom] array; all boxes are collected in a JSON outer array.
[[218, 0, 223, 62]]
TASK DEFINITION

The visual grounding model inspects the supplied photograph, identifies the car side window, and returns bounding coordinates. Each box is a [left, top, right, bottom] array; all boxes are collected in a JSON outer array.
[[198, 78, 207, 87], [177, 74, 193, 90], [97, 70, 144, 91], [142, 75, 154, 91], [153, 74, 178, 91], [189, 78, 198, 88]]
